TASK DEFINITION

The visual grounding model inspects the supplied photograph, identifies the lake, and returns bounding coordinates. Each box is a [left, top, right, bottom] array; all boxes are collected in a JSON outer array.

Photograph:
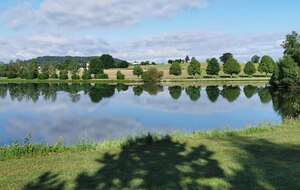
[[0, 83, 298, 146]]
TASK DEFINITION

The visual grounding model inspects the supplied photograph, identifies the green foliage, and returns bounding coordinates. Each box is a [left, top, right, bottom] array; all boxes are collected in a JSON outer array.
[[89, 57, 103, 74], [100, 54, 115, 69], [187, 58, 201, 77], [168, 86, 182, 100], [116, 83, 129, 92], [133, 65, 144, 77], [221, 86, 241, 102], [71, 74, 80, 80], [185, 86, 201, 101], [206, 58, 220, 76], [258, 55, 275, 76], [116, 70, 125, 80], [281, 31, 300, 64], [133, 86, 143, 96], [169, 62, 182, 76], [244, 62, 256, 77], [94, 73, 109, 79], [38, 73, 49, 80], [141, 68, 163, 83], [50, 74, 58, 79], [220, 53, 233, 63], [258, 87, 272, 104], [0, 64, 7, 77], [59, 70, 68, 80], [81, 69, 91, 80], [251, 55, 260, 63], [243, 85, 258, 99], [271, 56, 300, 88], [223, 58, 241, 76], [206, 86, 220, 103], [116, 60, 129, 68]]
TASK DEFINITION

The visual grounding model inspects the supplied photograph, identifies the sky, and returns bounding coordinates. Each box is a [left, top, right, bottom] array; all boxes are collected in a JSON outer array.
[[0, 0, 299, 63]]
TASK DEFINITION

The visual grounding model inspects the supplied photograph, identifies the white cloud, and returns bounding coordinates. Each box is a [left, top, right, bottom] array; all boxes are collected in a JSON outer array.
[[2, 0, 210, 30]]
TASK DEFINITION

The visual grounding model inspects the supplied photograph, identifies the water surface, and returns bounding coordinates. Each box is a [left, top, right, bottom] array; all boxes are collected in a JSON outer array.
[[0, 83, 298, 145]]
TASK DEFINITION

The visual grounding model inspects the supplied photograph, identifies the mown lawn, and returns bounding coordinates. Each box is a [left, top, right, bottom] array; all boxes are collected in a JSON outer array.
[[1, 122, 300, 190]]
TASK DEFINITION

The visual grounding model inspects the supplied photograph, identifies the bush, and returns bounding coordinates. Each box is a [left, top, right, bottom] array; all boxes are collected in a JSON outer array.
[[133, 65, 143, 77], [81, 70, 91, 80], [38, 73, 49, 80], [116, 70, 125, 80], [6, 72, 17, 79], [141, 68, 163, 83], [95, 73, 109, 79], [169, 62, 182, 76], [71, 74, 80, 80], [50, 74, 58, 79]]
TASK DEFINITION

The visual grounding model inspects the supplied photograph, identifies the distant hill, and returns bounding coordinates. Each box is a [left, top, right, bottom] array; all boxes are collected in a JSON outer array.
[[23, 56, 125, 65]]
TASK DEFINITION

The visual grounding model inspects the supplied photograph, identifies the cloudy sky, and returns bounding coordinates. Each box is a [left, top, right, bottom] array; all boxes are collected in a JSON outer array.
[[0, 0, 299, 63]]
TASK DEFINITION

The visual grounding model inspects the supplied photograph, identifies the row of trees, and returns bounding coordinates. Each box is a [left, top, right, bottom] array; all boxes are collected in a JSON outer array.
[[167, 55, 276, 77]]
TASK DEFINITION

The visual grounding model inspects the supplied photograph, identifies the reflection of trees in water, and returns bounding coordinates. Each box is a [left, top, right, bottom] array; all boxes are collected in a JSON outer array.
[[258, 86, 272, 104], [142, 84, 163, 96], [221, 85, 240, 102], [206, 86, 220, 103], [243, 85, 258, 99], [168, 86, 182, 100], [272, 90, 300, 118], [116, 83, 129, 92], [88, 84, 116, 103], [185, 86, 201, 101], [132, 86, 143, 96], [0, 84, 7, 99]]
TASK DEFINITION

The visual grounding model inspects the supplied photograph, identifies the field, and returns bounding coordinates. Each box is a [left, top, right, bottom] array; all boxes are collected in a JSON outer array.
[[1, 120, 300, 190], [103, 63, 269, 80]]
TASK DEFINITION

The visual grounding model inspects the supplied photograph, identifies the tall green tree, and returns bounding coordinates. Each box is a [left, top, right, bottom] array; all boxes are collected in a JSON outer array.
[[133, 65, 143, 77], [244, 61, 256, 77], [206, 58, 220, 77], [223, 58, 241, 77], [281, 31, 300, 64], [187, 57, 201, 78], [169, 62, 182, 76], [251, 55, 260, 63], [220, 53, 233, 63], [100, 54, 115, 69], [258, 55, 275, 76], [89, 57, 103, 74]]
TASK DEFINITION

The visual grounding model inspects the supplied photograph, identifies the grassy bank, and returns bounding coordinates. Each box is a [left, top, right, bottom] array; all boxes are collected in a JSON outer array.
[[1, 120, 300, 189]]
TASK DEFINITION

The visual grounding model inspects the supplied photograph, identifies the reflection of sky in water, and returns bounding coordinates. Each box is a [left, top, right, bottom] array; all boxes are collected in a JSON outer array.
[[0, 86, 281, 145]]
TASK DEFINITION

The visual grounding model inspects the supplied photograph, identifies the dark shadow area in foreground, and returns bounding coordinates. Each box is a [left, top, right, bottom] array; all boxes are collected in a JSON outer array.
[[24, 134, 300, 189]]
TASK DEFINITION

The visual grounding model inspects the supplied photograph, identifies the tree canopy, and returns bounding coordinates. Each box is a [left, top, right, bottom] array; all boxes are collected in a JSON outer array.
[[223, 58, 241, 77], [258, 55, 275, 76], [187, 58, 201, 77], [169, 62, 182, 76], [89, 57, 103, 74], [244, 62, 256, 77], [220, 53, 233, 63], [206, 58, 220, 76]]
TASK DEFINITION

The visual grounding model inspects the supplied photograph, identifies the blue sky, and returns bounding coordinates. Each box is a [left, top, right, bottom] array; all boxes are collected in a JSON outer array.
[[0, 0, 299, 62]]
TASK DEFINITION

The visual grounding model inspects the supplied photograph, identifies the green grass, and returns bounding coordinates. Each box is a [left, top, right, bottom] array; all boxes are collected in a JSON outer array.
[[1, 120, 300, 189]]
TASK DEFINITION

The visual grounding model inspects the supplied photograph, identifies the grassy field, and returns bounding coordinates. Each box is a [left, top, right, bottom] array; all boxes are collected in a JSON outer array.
[[1, 120, 299, 190], [102, 63, 268, 80]]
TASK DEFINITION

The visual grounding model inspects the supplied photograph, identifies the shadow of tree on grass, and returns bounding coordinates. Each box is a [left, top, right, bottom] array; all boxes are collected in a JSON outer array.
[[23, 171, 65, 190], [75, 137, 224, 190]]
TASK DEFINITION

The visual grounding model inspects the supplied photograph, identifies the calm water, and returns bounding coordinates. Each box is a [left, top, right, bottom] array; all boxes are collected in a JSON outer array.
[[0, 83, 298, 146]]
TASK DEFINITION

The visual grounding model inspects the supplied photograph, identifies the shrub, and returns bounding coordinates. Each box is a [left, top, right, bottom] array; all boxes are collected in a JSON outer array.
[[141, 68, 163, 83], [59, 70, 69, 80], [133, 65, 143, 77], [244, 62, 256, 77], [116, 70, 125, 80], [38, 73, 49, 80], [95, 73, 109, 79], [82, 70, 92, 80], [50, 74, 58, 79], [71, 74, 80, 80], [6, 72, 17, 79], [169, 62, 182, 76]]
